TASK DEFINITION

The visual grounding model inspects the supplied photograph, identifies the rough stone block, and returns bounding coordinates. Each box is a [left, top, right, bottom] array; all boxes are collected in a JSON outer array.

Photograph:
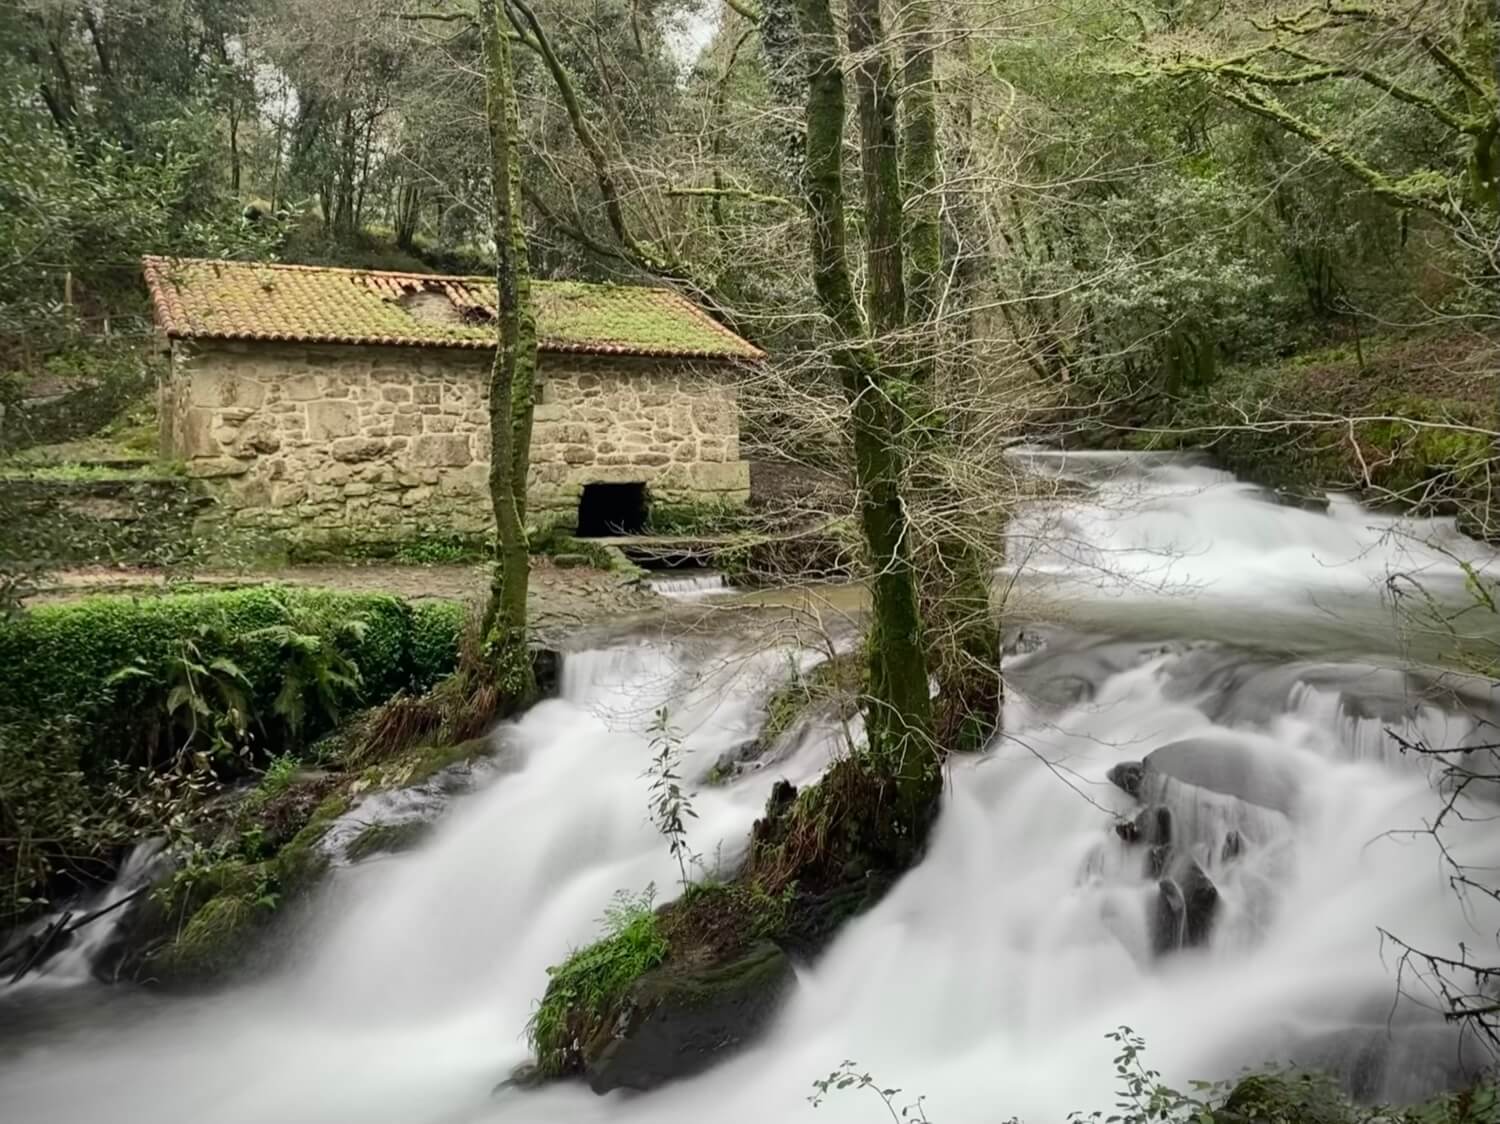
[[307, 400, 359, 440], [188, 457, 251, 478], [435, 463, 488, 495], [180, 407, 220, 458], [392, 412, 422, 436], [314, 463, 353, 485], [331, 437, 388, 463], [401, 487, 433, 507], [631, 451, 670, 467], [237, 423, 282, 455], [189, 370, 266, 410], [284, 374, 320, 401], [424, 415, 458, 434], [690, 461, 752, 494], [562, 445, 596, 465], [411, 434, 472, 467], [380, 384, 411, 403], [318, 374, 354, 399]]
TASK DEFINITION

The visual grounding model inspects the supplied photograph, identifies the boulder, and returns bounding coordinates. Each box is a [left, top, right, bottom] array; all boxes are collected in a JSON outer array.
[[1107, 761, 1145, 799], [1143, 735, 1299, 815], [1114, 805, 1172, 848], [583, 940, 795, 1093]]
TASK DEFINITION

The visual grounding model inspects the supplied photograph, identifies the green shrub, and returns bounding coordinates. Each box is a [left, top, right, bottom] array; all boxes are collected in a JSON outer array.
[[0, 586, 464, 776], [409, 600, 468, 693]]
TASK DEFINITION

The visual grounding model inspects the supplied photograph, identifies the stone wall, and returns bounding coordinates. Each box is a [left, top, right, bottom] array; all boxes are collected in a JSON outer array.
[[161, 341, 750, 540]]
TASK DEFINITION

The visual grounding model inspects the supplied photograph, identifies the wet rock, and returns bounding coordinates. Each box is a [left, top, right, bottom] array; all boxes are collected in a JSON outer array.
[[1137, 805, 1173, 846], [1002, 628, 1048, 658], [765, 779, 797, 817], [583, 940, 795, 1094], [1144, 735, 1299, 815], [343, 819, 432, 862], [1151, 857, 1219, 955], [492, 1062, 548, 1095], [1107, 761, 1145, 799], [1222, 830, 1243, 862]]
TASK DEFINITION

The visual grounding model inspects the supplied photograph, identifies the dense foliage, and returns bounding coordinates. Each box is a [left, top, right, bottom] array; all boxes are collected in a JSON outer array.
[[0, 586, 462, 924]]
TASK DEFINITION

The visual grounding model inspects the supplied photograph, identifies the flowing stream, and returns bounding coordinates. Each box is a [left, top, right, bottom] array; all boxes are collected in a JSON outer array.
[[3, 451, 1500, 1123]]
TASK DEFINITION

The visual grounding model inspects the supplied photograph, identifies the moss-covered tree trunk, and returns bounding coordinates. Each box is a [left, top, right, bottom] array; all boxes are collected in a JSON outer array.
[[479, 0, 538, 703], [1463, 0, 1500, 208], [796, 0, 936, 817], [899, 0, 1002, 752]]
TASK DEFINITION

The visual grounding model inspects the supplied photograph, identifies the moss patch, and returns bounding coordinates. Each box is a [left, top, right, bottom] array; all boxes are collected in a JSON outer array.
[[344, 819, 431, 862]]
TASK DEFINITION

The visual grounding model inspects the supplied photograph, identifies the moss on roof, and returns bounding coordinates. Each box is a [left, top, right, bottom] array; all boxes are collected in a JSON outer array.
[[142, 257, 762, 361]]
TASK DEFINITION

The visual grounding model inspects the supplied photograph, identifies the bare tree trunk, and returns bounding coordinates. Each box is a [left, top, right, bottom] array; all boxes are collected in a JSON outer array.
[[795, 0, 936, 815], [480, 0, 538, 703], [395, 181, 422, 251]]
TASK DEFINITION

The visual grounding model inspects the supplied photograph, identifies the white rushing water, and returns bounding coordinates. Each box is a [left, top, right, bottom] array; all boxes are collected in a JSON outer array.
[[3, 452, 1499, 1124], [644, 570, 732, 599]]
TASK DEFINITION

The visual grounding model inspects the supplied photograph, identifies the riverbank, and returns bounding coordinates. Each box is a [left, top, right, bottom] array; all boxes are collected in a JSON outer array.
[[1109, 330, 1500, 532]]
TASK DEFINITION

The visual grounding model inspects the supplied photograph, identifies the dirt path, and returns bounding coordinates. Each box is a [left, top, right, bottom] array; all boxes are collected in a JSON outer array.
[[25, 560, 662, 641]]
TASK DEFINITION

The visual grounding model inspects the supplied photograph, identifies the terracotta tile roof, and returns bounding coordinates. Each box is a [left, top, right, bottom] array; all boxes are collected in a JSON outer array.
[[141, 257, 763, 361]]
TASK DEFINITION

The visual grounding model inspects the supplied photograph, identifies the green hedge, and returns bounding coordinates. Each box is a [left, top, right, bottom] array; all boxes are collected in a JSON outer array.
[[408, 599, 467, 694], [0, 586, 463, 772]]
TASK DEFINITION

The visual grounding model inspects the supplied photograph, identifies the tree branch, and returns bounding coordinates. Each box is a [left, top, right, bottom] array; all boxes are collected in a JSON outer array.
[[666, 185, 797, 208]]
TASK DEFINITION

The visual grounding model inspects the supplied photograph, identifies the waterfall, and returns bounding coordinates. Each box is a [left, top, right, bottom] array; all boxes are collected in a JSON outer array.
[[644, 571, 731, 599], [3, 451, 1499, 1124]]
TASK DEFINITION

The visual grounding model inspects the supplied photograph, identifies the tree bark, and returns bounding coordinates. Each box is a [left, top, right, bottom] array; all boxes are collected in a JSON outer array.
[[898, 0, 1001, 752], [795, 0, 936, 814], [480, 0, 539, 702]]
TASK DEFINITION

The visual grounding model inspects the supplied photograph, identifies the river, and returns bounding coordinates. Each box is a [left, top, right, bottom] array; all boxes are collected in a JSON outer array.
[[2, 451, 1498, 1123]]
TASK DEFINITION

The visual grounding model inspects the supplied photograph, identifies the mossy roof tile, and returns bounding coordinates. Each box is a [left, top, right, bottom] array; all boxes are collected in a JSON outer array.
[[141, 257, 762, 361]]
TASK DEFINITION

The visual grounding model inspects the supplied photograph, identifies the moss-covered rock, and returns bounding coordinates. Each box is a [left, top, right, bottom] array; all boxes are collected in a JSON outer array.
[[274, 792, 351, 895], [525, 752, 938, 1093], [343, 819, 431, 862], [150, 886, 271, 982], [583, 940, 795, 1093]]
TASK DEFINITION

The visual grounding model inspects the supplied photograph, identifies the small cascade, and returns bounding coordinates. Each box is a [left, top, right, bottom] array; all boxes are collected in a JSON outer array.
[[646, 570, 731, 598], [1, 840, 167, 989]]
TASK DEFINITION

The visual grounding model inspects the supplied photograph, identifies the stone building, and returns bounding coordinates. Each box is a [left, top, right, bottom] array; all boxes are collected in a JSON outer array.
[[143, 256, 760, 541]]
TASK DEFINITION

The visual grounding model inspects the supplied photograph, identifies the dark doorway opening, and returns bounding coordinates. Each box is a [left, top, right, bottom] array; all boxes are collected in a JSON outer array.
[[576, 482, 648, 537]]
